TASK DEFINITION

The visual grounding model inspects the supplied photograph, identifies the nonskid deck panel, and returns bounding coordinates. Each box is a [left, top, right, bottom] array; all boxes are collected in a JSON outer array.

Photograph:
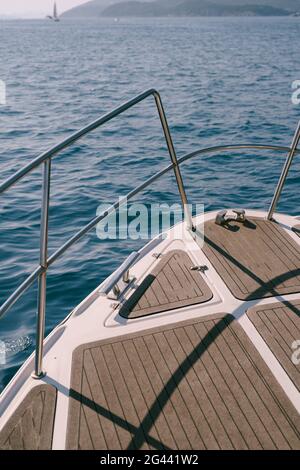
[[66, 313, 300, 450], [247, 301, 300, 391], [202, 218, 300, 301], [119, 250, 212, 319], [0, 385, 57, 450]]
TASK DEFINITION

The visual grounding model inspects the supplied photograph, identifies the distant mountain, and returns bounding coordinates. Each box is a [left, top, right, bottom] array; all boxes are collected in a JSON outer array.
[[102, 0, 290, 17], [208, 0, 300, 11], [62, 0, 299, 17], [102, 1, 168, 16], [172, 1, 290, 16], [62, 0, 118, 17], [156, 0, 300, 8]]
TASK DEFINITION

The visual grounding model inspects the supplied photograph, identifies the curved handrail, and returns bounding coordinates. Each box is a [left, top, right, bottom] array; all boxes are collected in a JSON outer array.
[[47, 143, 300, 266], [0, 89, 156, 194], [0, 142, 295, 320], [268, 121, 300, 220], [177, 143, 299, 165], [0, 84, 298, 378], [0, 88, 191, 378]]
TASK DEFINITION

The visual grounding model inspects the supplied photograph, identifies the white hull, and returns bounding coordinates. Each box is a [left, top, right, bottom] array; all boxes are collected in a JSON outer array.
[[0, 208, 300, 449]]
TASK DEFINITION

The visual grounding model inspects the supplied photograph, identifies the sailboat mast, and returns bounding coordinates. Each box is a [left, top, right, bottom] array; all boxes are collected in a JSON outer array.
[[46, 1, 59, 21]]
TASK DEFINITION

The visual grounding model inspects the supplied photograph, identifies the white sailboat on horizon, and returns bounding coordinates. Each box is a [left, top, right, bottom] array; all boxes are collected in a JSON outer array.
[[47, 2, 60, 22]]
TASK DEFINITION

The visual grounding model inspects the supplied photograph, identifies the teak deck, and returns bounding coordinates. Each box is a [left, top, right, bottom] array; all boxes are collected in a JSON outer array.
[[120, 250, 212, 319], [66, 314, 300, 450], [202, 218, 300, 300], [247, 300, 300, 391], [2, 219, 300, 450], [0, 385, 57, 450]]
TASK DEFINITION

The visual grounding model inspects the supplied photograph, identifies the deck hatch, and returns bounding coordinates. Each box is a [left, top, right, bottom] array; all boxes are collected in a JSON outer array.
[[202, 217, 300, 301], [66, 313, 300, 450], [119, 249, 213, 319], [0, 384, 57, 450], [247, 301, 300, 391]]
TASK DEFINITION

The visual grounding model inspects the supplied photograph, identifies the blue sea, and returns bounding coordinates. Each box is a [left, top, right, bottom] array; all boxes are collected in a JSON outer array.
[[0, 17, 299, 391]]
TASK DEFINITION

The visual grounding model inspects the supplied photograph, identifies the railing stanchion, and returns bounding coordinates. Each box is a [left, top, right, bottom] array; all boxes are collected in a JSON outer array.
[[268, 121, 300, 221], [153, 92, 194, 230], [32, 159, 51, 379]]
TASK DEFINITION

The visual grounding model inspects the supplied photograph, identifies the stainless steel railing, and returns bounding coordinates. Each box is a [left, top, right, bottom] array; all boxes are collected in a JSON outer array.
[[0, 88, 299, 378], [267, 121, 300, 220], [99, 251, 140, 299], [0, 89, 192, 378]]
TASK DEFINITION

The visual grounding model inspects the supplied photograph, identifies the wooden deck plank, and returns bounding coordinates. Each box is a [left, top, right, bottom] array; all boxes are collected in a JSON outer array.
[[0, 385, 57, 450], [81, 351, 110, 449], [197, 322, 270, 448], [89, 347, 126, 449], [185, 323, 250, 450], [165, 329, 231, 449], [202, 218, 300, 300], [110, 342, 151, 450], [133, 336, 185, 450], [119, 250, 213, 319], [123, 340, 171, 449], [66, 314, 300, 450], [211, 319, 290, 449], [148, 332, 204, 449], [247, 301, 300, 392]]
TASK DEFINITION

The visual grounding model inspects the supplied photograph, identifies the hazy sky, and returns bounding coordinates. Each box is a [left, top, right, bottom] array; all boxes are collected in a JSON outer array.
[[0, 0, 89, 18]]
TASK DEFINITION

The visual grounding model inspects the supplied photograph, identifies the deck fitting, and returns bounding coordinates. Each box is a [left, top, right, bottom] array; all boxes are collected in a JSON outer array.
[[31, 371, 46, 380]]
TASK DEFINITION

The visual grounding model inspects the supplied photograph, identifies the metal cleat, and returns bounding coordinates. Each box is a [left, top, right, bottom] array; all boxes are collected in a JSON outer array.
[[232, 208, 246, 222], [215, 208, 246, 226], [215, 210, 228, 226], [190, 265, 209, 273]]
